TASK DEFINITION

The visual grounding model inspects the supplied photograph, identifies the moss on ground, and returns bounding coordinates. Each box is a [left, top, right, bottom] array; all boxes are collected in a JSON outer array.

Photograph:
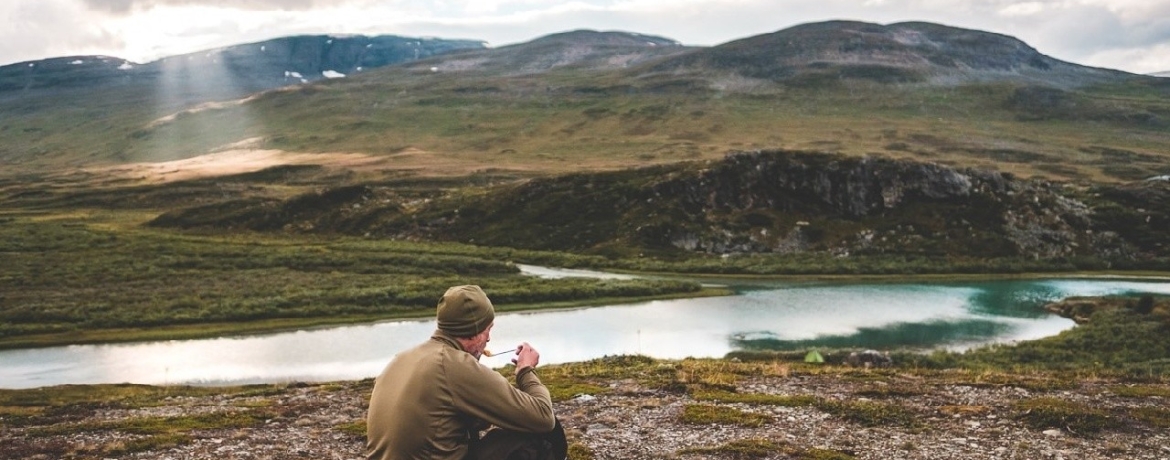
[[679, 438, 858, 460], [680, 404, 772, 427], [1012, 397, 1113, 436]]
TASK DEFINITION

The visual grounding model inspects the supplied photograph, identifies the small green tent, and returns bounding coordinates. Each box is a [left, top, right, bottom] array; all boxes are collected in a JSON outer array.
[[804, 350, 824, 363]]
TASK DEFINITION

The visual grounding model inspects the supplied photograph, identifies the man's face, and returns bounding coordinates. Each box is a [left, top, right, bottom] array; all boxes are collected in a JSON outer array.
[[469, 323, 493, 358]]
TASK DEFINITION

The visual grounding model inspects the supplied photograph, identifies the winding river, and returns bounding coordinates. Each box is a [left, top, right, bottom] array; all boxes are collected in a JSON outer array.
[[1, 266, 1168, 389]]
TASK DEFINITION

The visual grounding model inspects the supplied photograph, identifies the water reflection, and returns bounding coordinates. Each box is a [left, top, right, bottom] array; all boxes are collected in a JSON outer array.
[[965, 280, 1066, 318], [0, 276, 1167, 389], [956, 278, 1170, 318], [737, 319, 1013, 350]]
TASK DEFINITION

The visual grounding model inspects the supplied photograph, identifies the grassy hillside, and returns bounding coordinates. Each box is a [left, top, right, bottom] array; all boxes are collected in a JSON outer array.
[[124, 71, 1170, 183], [3, 23, 1170, 184], [0, 215, 706, 349]]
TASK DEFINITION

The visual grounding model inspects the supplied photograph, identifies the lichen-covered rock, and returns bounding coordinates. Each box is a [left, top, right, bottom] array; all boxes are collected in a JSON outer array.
[[150, 149, 1170, 266]]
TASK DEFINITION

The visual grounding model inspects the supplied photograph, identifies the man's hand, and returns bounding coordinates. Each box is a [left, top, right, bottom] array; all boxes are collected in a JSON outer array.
[[512, 342, 540, 373]]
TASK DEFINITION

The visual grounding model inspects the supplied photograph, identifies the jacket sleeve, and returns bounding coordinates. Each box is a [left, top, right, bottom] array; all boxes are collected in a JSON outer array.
[[446, 353, 556, 433]]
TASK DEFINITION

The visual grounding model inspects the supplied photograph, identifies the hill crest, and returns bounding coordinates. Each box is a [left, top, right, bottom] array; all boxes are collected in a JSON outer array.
[[405, 29, 690, 76], [517, 29, 681, 47], [645, 20, 1130, 87]]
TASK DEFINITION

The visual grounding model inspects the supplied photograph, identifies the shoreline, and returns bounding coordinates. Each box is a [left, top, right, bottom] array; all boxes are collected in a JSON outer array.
[[0, 287, 732, 351], [2, 286, 1160, 390], [4, 269, 1169, 351]]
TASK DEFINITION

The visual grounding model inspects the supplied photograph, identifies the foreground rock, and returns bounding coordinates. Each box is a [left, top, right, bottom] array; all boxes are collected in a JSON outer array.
[[2, 363, 1167, 460]]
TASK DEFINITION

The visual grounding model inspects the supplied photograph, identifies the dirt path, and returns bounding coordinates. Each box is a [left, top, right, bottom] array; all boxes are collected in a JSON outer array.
[[87, 147, 387, 184]]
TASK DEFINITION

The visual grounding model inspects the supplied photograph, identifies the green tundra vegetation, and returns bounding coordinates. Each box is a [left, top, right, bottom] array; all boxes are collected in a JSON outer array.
[[0, 215, 710, 348], [5, 207, 1166, 350]]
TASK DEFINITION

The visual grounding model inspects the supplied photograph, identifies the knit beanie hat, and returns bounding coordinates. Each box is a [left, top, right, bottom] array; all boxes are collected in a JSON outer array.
[[436, 285, 495, 337]]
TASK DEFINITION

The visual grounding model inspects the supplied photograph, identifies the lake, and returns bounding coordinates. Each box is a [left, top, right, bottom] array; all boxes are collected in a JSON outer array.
[[1, 268, 1168, 389]]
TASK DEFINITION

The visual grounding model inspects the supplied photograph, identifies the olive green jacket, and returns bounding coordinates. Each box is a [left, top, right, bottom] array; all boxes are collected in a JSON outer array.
[[366, 330, 556, 460]]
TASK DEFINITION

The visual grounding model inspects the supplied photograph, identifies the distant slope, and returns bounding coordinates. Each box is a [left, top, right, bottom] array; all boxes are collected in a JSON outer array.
[[1153, 71, 1170, 78], [646, 20, 1130, 88], [215, 21, 1168, 183], [2, 21, 1168, 183]]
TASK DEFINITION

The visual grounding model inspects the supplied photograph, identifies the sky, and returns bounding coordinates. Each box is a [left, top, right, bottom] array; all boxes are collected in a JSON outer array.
[[2, 0, 1168, 74]]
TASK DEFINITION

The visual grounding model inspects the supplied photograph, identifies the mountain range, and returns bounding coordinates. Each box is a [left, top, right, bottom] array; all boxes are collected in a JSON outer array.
[[0, 21, 1145, 98], [2, 20, 1169, 266], [3, 21, 1167, 176]]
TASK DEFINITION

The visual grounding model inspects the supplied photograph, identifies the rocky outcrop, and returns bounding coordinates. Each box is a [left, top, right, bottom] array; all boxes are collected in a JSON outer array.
[[151, 150, 1170, 266], [660, 151, 992, 219], [622, 150, 1133, 260]]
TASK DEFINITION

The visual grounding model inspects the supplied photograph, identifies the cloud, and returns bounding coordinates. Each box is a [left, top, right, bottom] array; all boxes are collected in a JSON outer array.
[[1085, 43, 1170, 75], [79, 0, 321, 15], [0, 1, 125, 63], [974, 1, 1170, 73]]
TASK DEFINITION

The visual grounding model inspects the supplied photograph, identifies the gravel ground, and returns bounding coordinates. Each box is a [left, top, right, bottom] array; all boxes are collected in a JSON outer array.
[[2, 369, 1168, 460]]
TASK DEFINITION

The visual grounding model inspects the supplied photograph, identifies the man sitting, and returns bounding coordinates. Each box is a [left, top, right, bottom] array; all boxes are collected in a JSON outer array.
[[366, 285, 566, 460]]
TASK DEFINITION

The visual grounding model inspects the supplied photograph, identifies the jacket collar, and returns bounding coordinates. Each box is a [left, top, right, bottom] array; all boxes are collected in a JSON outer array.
[[431, 329, 467, 352]]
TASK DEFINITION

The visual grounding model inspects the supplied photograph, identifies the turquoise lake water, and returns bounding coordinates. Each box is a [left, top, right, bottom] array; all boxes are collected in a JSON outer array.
[[1, 269, 1167, 389]]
